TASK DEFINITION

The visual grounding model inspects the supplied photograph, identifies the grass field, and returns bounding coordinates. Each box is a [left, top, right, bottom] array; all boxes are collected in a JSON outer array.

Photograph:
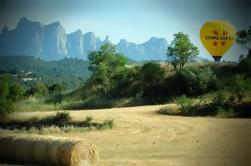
[[1, 104, 251, 166]]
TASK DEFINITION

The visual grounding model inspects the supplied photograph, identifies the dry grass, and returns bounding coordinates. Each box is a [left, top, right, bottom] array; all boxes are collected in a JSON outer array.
[[1, 104, 251, 166], [156, 104, 180, 115], [0, 134, 98, 166]]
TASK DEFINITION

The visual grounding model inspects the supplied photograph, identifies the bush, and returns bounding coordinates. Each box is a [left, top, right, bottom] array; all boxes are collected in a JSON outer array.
[[227, 74, 251, 102], [211, 91, 236, 117], [140, 62, 165, 86], [51, 111, 71, 127], [213, 91, 226, 108], [156, 104, 179, 115], [98, 118, 114, 129], [82, 116, 93, 127], [0, 98, 14, 115], [216, 107, 235, 118], [53, 93, 63, 105], [142, 83, 169, 104], [26, 82, 48, 97], [0, 74, 10, 98], [140, 62, 167, 104], [48, 84, 64, 95], [177, 67, 217, 96], [8, 83, 25, 102], [238, 56, 251, 77], [0, 74, 24, 115], [176, 95, 193, 113], [217, 74, 251, 103], [109, 66, 142, 98]]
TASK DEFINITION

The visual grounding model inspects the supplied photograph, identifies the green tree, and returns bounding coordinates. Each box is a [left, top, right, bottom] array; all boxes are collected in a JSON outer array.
[[0, 98, 14, 115], [8, 83, 25, 102], [26, 82, 48, 97], [236, 26, 251, 53], [48, 84, 64, 95], [140, 62, 167, 103], [227, 74, 251, 102], [167, 32, 199, 70], [0, 74, 17, 115], [140, 62, 165, 87], [87, 43, 127, 95], [177, 67, 217, 96], [236, 26, 251, 76], [110, 66, 142, 98], [0, 74, 10, 98], [0, 74, 12, 115]]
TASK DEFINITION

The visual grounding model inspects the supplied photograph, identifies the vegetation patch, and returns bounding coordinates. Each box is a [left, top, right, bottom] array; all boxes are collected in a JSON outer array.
[[0, 111, 114, 133], [1, 27, 251, 119], [157, 92, 251, 118]]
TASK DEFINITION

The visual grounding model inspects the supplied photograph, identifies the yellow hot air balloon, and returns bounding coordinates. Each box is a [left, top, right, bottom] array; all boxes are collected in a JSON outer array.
[[200, 20, 236, 61]]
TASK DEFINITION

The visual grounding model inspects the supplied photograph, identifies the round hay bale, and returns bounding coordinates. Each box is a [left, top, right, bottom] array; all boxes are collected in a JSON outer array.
[[0, 134, 98, 166]]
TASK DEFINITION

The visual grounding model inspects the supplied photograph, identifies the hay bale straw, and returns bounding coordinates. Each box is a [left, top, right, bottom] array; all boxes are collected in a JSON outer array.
[[0, 134, 98, 166]]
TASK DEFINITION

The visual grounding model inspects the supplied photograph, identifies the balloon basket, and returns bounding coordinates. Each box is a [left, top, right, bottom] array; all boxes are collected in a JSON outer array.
[[213, 56, 221, 62]]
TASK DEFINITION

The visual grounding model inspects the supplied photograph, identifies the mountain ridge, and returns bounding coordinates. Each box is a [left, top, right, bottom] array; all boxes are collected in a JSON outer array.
[[0, 17, 169, 61]]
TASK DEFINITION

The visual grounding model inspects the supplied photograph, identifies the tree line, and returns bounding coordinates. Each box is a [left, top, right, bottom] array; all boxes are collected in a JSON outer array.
[[1, 26, 251, 115]]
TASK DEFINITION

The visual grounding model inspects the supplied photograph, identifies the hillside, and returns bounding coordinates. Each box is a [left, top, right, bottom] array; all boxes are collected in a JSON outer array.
[[0, 56, 90, 90]]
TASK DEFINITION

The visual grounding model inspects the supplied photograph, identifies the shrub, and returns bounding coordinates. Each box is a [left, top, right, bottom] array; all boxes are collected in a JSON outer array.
[[226, 74, 251, 102], [217, 74, 251, 103], [140, 62, 165, 86], [82, 116, 93, 127], [156, 104, 179, 115], [216, 107, 235, 118], [176, 95, 193, 113], [103, 119, 114, 129], [213, 91, 226, 108], [51, 111, 71, 127], [0, 74, 10, 98], [0, 74, 24, 115], [142, 83, 169, 104], [238, 56, 251, 77], [177, 67, 217, 96], [140, 62, 168, 104], [211, 91, 236, 117], [26, 82, 48, 97], [48, 84, 64, 95], [8, 83, 25, 102], [0, 98, 14, 115], [97, 119, 114, 129], [109, 66, 142, 98], [53, 93, 63, 105]]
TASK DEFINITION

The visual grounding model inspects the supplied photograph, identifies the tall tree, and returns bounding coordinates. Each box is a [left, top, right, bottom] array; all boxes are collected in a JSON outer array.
[[236, 26, 251, 76], [87, 43, 127, 94], [236, 26, 251, 57], [167, 32, 199, 70]]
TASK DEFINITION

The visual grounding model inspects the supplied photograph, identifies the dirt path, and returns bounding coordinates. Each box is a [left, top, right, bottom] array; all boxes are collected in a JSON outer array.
[[1, 104, 251, 166]]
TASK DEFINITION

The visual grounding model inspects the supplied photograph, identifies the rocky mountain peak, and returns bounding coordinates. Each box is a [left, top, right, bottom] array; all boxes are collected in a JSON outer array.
[[0, 17, 170, 61], [17, 17, 29, 26], [105, 35, 109, 41]]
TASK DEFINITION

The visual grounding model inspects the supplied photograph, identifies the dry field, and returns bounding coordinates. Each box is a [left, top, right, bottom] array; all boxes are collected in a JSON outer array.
[[1, 104, 251, 166]]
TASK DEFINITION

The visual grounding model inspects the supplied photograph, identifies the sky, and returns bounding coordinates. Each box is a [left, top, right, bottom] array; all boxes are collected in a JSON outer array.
[[0, 0, 250, 61]]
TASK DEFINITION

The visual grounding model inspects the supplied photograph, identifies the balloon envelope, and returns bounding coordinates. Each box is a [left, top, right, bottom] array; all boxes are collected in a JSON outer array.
[[200, 20, 236, 61]]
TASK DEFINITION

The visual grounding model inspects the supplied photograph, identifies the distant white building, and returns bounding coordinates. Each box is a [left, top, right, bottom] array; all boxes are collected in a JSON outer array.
[[25, 71, 32, 75], [22, 77, 41, 82]]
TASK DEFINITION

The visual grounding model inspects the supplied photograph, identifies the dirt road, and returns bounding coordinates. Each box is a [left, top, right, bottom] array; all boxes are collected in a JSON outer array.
[[1, 104, 251, 166]]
